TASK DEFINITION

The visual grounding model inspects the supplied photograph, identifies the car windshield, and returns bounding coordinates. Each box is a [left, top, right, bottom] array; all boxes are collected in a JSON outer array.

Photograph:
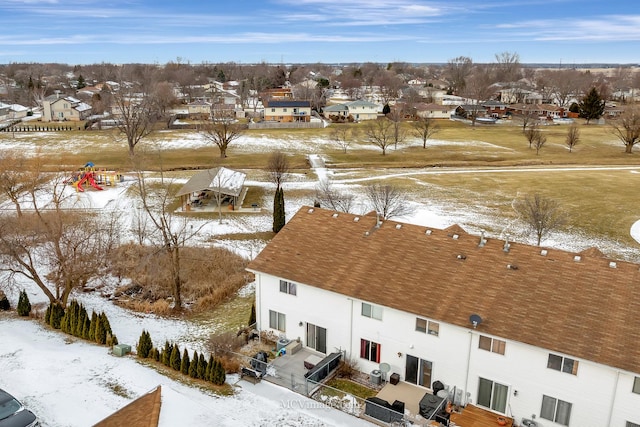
[[0, 397, 22, 420]]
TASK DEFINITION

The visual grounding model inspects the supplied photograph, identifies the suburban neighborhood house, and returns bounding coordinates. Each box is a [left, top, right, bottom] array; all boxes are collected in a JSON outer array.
[[262, 100, 312, 123], [42, 93, 92, 122], [322, 100, 381, 121], [247, 206, 640, 427]]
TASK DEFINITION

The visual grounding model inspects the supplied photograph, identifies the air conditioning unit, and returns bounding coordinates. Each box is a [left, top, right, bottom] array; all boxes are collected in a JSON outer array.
[[370, 370, 381, 385]]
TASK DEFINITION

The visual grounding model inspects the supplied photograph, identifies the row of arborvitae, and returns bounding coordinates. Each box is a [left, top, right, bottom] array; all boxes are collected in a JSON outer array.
[[0, 290, 32, 314], [44, 300, 118, 346], [137, 330, 226, 386]]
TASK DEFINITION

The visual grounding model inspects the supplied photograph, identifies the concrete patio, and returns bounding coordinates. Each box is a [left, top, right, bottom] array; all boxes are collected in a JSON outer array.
[[264, 346, 326, 394], [376, 380, 432, 421]]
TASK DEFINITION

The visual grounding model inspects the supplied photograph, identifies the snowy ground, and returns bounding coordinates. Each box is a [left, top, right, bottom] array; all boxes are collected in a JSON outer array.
[[1, 132, 640, 426]]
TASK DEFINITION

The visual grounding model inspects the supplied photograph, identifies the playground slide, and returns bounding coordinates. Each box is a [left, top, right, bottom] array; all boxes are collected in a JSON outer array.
[[75, 172, 103, 192]]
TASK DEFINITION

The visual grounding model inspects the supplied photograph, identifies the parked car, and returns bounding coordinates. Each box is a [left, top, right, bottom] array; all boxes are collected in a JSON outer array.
[[0, 389, 38, 427]]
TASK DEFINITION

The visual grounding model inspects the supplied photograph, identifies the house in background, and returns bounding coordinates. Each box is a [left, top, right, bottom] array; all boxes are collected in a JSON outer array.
[[42, 93, 92, 122], [247, 206, 640, 427], [263, 100, 311, 123], [322, 100, 380, 121], [413, 103, 455, 119], [186, 99, 212, 119]]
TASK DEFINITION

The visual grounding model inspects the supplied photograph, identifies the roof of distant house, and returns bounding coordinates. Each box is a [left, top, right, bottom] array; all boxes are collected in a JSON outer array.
[[176, 167, 246, 197], [264, 100, 311, 108], [248, 206, 640, 375]]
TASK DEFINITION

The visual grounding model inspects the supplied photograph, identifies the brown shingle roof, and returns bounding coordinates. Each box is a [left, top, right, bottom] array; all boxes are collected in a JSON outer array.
[[93, 386, 162, 427], [247, 207, 640, 374]]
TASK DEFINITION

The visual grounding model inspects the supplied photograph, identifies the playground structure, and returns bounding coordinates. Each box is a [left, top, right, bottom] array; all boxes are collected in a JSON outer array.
[[66, 162, 122, 192]]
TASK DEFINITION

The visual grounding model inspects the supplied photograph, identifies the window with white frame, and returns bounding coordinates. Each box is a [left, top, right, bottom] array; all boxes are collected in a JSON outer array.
[[477, 377, 508, 413], [269, 310, 286, 332], [633, 377, 640, 394], [361, 302, 382, 320], [415, 318, 439, 336], [478, 335, 505, 355], [279, 280, 296, 296], [541, 395, 572, 426], [360, 339, 381, 363], [547, 353, 579, 375]]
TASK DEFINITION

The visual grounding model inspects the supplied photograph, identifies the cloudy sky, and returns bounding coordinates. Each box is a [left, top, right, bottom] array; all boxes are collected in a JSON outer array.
[[1, 0, 638, 65]]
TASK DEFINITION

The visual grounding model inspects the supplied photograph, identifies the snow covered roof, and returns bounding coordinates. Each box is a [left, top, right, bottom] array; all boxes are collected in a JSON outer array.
[[176, 167, 246, 197], [75, 102, 92, 112]]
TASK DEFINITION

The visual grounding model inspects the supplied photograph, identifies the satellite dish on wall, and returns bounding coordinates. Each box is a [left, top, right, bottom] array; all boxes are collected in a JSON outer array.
[[469, 314, 483, 329], [379, 362, 391, 382]]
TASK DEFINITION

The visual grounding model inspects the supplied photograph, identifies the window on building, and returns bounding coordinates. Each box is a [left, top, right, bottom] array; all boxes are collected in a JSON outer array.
[[479, 335, 505, 355], [627, 422, 640, 427], [547, 354, 579, 375], [270, 108, 275, 112], [360, 339, 381, 363], [269, 310, 286, 332], [541, 395, 572, 426], [279, 280, 296, 296], [361, 302, 382, 320], [477, 377, 508, 413], [633, 377, 640, 394], [415, 318, 439, 336]]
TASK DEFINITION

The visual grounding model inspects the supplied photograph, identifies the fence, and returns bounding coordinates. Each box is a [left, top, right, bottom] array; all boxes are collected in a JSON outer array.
[[248, 121, 325, 130]]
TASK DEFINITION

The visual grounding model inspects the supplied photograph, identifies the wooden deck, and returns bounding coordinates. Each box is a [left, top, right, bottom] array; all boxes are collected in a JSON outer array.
[[450, 404, 513, 427]]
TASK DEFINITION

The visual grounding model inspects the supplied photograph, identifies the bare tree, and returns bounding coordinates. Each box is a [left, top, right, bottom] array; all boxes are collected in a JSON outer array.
[[200, 107, 248, 158], [364, 118, 395, 155], [445, 56, 473, 94], [610, 106, 640, 154], [386, 106, 406, 150], [0, 151, 47, 217], [512, 193, 567, 246], [411, 116, 439, 149], [330, 126, 358, 154], [565, 124, 580, 153], [0, 174, 118, 307], [314, 179, 355, 213], [112, 88, 158, 157], [130, 158, 206, 310], [519, 106, 539, 133], [532, 130, 547, 155], [525, 123, 545, 150], [494, 51, 522, 83], [365, 183, 415, 220]]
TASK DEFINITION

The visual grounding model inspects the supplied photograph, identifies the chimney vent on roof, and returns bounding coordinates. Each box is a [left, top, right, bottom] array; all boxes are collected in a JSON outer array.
[[609, 261, 617, 268], [452, 234, 459, 240], [457, 254, 467, 260], [574, 255, 581, 262], [354, 217, 360, 222], [332, 213, 339, 218], [425, 229, 432, 235], [364, 231, 370, 236], [375, 212, 382, 228], [503, 234, 511, 252], [307, 208, 314, 214], [478, 230, 487, 247], [507, 264, 518, 270], [540, 249, 548, 256], [395, 224, 402, 230]]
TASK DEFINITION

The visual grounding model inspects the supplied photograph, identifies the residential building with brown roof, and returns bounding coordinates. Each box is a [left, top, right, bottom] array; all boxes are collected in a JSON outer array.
[[247, 206, 640, 427]]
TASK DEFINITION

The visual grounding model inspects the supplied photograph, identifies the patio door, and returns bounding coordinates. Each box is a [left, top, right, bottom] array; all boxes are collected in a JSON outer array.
[[405, 354, 433, 388], [306, 323, 327, 354]]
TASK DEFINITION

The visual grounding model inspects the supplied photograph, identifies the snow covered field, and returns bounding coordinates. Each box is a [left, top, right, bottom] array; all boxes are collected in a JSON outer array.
[[1, 132, 640, 426]]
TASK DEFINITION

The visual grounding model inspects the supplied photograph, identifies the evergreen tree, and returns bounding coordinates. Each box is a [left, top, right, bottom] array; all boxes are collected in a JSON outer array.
[[94, 312, 106, 344], [197, 354, 207, 380], [213, 358, 226, 385], [180, 349, 190, 375], [88, 312, 98, 341], [49, 304, 65, 329], [152, 347, 160, 362], [272, 188, 286, 233], [82, 314, 91, 339], [44, 304, 51, 324], [248, 303, 256, 327], [0, 291, 10, 311], [76, 306, 87, 337], [170, 345, 181, 371], [17, 290, 31, 316], [189, 351, 198, 378], [579, 87, 605, 124], [137, 330, 153, 358], [162, 341, 172, 366], [99, 312, 113, 340], [206, 355, 215, 381], [76, 74, 86, 89]]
